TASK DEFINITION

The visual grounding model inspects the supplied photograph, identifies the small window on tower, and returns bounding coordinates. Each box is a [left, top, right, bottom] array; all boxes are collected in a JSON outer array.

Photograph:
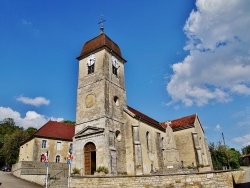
[[112, 65, 118, 76], [111, 56, 119, 76], [88, 64, 95, 74], [87, 55, 96, 74], [116, 130, 122, 141], [114, 96, 119, 106]]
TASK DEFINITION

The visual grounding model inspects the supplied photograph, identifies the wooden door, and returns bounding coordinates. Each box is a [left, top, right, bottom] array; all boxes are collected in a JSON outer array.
[[84, 142, 96, 175]]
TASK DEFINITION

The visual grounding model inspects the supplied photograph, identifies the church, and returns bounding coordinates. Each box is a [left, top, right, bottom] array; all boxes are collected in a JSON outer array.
[[71, 28, 212, 175], [18, 28, 212, 176]]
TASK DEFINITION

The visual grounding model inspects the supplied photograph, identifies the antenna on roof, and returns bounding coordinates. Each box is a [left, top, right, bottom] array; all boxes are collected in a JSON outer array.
[[98, 14, 106, 34]]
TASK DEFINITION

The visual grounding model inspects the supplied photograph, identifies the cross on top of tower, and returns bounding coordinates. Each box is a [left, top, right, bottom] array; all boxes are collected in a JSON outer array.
[[98, 15, 106, 34]]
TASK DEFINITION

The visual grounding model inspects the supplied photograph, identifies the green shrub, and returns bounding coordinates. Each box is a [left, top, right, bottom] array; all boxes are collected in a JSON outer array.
[[72, 167, 80, 174], [96, 166, 109, 174]]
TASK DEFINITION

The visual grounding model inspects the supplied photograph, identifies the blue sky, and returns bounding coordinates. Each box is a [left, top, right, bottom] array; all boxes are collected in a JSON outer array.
[[0, 0, 249, 151]]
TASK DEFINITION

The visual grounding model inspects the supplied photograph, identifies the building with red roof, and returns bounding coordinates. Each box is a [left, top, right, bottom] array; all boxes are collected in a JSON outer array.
[[19, 121, 75, 163]]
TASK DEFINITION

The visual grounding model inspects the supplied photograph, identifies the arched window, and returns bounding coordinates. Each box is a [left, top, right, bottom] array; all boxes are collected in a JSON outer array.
[[56, 155, 60, 163], [115, 130, 122, 141]]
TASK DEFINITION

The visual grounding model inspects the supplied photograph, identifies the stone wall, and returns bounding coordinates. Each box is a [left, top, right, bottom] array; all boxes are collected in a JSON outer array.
[[70, 171, 238, 188], [12, 161, 68, 186]]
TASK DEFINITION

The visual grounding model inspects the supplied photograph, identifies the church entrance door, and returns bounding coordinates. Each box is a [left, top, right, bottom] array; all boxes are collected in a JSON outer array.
[[84, 142, 96, 175]]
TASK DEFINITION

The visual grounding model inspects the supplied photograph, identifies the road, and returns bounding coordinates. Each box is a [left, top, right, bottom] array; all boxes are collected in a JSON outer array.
[[0, 171, 43, 188], [235, 166, 250, 188], [241, 166, 250, 183]]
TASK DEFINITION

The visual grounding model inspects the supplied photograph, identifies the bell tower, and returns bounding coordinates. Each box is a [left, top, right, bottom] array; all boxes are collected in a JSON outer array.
[[72, 29, 127, 175]]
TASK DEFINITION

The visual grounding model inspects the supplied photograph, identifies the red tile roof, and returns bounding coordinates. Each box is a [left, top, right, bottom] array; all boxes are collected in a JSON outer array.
[[33, 121, 75, 141], [127, 106, 164, 131], [77, 33, 126, 62], [161, 114, 197, 130]]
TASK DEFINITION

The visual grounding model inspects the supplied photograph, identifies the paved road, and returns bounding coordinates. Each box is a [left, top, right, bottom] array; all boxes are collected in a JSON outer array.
[[240, 167, 250, 183], [235, 166, 250, 188], [0, 171, 43, 188]]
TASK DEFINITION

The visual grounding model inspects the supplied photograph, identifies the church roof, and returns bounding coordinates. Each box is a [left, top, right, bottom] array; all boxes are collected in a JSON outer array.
[[77, 33, 126, 62], [33, 120, 75, 141], [161, 114, 197, 131], [127, 106, 165, 131]]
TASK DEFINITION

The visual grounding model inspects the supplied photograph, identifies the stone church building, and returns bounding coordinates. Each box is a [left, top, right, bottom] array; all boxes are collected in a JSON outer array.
[[71, 31, 212, 176]]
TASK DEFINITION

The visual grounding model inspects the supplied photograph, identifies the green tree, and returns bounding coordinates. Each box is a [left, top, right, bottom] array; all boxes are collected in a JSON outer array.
[[0, 129, 29, 165], [0, 118, 18, 142], [25, 127, 37, 136], [209, 142, 240, 170], [0, 118, 37, 166], [62, 120, 75, 124], [242, 145, 250, 155], [229, 148, 241, 169]]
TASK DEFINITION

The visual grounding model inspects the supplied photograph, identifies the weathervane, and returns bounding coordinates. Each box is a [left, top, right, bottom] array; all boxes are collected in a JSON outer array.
[[98, 15, 106, 34]]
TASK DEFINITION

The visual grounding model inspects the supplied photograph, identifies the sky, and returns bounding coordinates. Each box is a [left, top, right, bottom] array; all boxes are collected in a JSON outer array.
[[0, 0, 249, 152]]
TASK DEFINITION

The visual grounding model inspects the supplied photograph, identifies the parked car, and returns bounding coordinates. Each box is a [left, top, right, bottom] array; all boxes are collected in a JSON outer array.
[[1, 164, 11, 171]]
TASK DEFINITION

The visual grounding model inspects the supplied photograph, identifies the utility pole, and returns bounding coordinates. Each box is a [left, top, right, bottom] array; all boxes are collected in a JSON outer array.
[[222, 132, 226, 146], [222, 132, 230, 170]]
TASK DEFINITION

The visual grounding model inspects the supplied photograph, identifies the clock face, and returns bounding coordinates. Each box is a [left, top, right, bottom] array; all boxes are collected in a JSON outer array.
[[85, 94, 95, 108], [87, 54, 96, 66]]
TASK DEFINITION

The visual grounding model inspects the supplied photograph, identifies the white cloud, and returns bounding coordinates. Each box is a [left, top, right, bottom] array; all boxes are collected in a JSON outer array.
[[17, 96, 50, 107], [232, 107, 250, 127], [214, 124, 221, 131], [0, 106, 63, 129], [233, 134, 250, 147], [167, 0, 250, 106]]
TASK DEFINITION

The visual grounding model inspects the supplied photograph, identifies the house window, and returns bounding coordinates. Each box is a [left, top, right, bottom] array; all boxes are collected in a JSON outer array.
[[56, 142, 61, 151], [42, 140, 47, 148], [56, 155, 60, 163]]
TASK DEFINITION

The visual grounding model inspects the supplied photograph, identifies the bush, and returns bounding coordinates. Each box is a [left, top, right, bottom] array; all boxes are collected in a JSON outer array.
[[72, 167, 80, 174], [96, 166, 109, 174]]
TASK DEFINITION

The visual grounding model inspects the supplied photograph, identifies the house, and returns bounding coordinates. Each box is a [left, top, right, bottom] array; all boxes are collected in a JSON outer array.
[[241, 153, 250, 166], [19, 121, 74, 163]]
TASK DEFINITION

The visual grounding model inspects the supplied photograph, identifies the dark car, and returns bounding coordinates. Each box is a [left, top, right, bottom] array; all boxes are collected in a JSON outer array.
[[1, 164, 11, 171]]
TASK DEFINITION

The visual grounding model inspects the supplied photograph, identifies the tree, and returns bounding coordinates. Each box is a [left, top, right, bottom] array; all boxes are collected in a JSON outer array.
[[242, 145, 250, 155], [0, 129, 29, 165], [229, 148, 241, 169], [0, 118, 37, 166], [0, 118, 19, 143], [209, 142, 241, 170], [25, 127, 37, 136], [62, 120, 75, 124]]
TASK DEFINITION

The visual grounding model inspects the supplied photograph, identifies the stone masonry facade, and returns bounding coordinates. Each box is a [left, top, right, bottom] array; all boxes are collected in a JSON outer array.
[[70, 171, 235, 188]]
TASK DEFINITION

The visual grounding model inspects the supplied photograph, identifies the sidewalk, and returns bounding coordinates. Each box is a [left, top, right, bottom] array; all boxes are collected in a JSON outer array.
[[0, 171, 43, 188]]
